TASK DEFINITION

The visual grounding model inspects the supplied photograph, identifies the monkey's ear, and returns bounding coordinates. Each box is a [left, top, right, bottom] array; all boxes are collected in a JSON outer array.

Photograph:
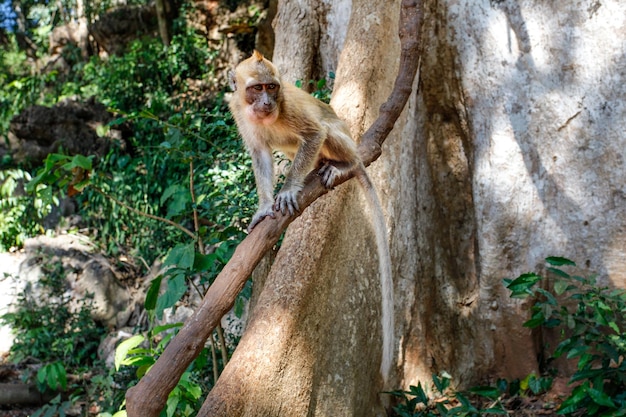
[[252, 50, 264, 61], [228, 70, 237, 91]]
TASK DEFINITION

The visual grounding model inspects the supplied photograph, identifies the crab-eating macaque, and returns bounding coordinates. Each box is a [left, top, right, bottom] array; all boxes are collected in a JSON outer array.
[[228, 50, 394, 385]]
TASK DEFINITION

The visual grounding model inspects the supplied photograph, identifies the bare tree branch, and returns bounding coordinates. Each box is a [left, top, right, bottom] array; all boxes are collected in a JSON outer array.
[[125, 1, 423, 415]]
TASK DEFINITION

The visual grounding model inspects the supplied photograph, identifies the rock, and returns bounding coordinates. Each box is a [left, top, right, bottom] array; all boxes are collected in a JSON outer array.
[[6, 98, 127, 168], [88, 4, 158, 55], [17, 234, 132, 329]]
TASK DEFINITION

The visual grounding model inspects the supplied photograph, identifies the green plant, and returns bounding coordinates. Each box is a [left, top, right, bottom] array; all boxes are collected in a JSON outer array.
[[1, 259, 105, 367], [114, 324, 213, 417], [0, 256, 109, 415], [295, 73, 335, 103], [389, 372, 507, 416], [505, 257, 626, 416], [0, 169, 54, 250], [81, 30, 213, 112], [31, 394, 75, 417], [36, 361, 68, 392]]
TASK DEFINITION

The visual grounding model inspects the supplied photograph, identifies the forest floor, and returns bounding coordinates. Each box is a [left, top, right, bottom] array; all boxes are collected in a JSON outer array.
[[0, 366, 570, 417]]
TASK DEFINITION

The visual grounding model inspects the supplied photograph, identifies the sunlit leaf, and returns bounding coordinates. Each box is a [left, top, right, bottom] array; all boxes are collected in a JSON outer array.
[[115, 335, 145, 371]]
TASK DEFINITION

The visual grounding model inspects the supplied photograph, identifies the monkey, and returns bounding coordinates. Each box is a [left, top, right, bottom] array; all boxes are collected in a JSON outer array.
[[228, 50, 394, 385]]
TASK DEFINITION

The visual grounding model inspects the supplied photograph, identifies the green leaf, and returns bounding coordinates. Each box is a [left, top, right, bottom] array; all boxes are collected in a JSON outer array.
[[566, 344, 589, 359], [505, 273, 542, 297], [51, 362, 67, 390], [160, 184, 186, 205], [151, 322, 183, 336], [165, 391, 179, 417], [408, 382, 428, 403], [193, 252, 215, 272], [608, 320, 620, 334], [432, 372, 451, 393], [547, 267, 571, 279], [523, 312, 546, 328], [165, 189, 191, 218], [554, 280, 570, 295], [454, 392, 477, 411], [145, 275, 163, 310], [115, 335, 145, 371], [164, 243, 195, 269], [546, 257, 576, 266], [588, 387, 616, 408], [469, 386, 500, 399], [70, 154, 93, 170], [155, 274, 187, 319]]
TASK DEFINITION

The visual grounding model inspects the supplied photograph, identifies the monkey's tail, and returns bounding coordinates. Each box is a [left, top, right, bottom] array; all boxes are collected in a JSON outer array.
[[355, 164, 394, 387]]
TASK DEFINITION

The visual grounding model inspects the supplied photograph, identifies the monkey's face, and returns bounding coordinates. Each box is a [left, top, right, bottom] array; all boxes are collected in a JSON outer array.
[[231, 51, 283, 125], [245, 82, 280, 124]]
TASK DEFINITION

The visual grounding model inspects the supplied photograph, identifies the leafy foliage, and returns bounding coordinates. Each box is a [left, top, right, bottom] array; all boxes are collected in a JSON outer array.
[[114, 323, 215, 416], [0, 256, 107, 416], [0, 169, 54, 250], [81, 31, 214, 112], [504, 257, 626, 416], [295, 73, 335, 103], [389, 372, 507, 416], [1, 258, 105, 368]]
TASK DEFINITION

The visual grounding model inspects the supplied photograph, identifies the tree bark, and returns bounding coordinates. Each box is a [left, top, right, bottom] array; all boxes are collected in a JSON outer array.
[[155, 0, 172, 46], [399, 0, 626, 386]]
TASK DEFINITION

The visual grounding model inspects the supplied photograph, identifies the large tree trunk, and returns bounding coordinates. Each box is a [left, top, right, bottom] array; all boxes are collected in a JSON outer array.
[[199, 1, 403, 416], [400, 0, 626, 386]]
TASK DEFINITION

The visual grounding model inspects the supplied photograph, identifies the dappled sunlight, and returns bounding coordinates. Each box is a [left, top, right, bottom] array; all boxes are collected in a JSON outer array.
[[455, 2, 626, 285], [331, 78, 368, 138]]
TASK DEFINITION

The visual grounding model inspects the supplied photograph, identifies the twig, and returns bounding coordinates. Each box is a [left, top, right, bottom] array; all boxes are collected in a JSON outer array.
[[91, 185, 197, 241]]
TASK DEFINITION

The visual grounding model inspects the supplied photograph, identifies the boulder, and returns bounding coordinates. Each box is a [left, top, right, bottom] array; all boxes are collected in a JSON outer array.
[[6, 98, 126, 168]]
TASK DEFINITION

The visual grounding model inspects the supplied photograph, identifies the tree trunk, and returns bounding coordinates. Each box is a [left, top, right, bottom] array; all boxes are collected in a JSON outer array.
[[398, 0, 626, 387], [199, 1, 406, 416], [155, 0, 172, 46]]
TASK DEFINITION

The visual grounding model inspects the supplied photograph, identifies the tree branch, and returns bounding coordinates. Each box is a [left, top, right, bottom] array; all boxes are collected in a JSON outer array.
[[125, 1, 423, 415]]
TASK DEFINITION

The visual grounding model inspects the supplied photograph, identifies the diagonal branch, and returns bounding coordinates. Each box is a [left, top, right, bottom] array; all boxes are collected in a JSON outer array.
[[125, 1, 423, 416]]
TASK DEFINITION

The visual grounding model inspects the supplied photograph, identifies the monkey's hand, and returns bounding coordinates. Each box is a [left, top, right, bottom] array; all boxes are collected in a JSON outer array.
[[248, 203, 276, 232], [274, 186, 301, 216]]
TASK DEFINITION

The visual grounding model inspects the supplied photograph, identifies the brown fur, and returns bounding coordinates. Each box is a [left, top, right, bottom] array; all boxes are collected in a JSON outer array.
[[229, 52, 394, 385]]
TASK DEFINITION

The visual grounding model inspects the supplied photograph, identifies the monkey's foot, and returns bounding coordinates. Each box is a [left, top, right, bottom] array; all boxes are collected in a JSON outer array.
[[318, 162, 342, 188], [274, 188, 300, 216], [248, 206, 276, 232]]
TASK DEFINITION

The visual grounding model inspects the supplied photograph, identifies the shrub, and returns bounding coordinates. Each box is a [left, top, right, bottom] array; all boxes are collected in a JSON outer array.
[[1, 258, 106, 368], [504, 257, 626, 416]]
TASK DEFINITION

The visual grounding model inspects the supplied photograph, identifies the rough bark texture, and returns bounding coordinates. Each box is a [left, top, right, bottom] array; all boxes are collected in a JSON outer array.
[[199, 1, 408, 416], [399, 0, 626, 386], [206, 0, 626, 407], [272, 0, 351, 86], [125, 0, 421, 415]]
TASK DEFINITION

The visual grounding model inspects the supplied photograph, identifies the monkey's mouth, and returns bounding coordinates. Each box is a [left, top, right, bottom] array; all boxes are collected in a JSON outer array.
[[249, 107, 278, 125], [255, 108, 277, 118]]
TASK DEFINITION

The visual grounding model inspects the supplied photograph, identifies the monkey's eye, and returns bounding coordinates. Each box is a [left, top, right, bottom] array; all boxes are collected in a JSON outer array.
[[253, 85, 263, 91], [267, 84, 277, 90]]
